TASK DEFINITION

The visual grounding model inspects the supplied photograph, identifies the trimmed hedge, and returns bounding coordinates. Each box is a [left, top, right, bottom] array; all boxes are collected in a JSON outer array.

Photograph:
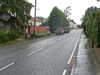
[[82, 11, 100, 47]]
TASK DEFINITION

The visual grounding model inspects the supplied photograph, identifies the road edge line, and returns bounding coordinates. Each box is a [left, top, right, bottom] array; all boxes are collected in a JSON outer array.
[[62, 69, 67, 75], [67, 35, 81, 64]]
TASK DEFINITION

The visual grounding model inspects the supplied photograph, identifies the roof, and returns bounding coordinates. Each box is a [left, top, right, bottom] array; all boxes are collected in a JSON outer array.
[[31, 17, 41, 22]]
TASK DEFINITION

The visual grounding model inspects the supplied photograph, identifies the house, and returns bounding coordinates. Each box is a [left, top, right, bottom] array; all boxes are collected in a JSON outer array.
[[29, 17, 42, 27], [28, 17, 42, 35], [68, 19, 78, 29], [69, 21, 74, 28]]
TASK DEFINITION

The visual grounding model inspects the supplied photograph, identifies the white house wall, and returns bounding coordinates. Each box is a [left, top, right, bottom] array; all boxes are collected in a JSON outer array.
[[29, 21, 41, 27]]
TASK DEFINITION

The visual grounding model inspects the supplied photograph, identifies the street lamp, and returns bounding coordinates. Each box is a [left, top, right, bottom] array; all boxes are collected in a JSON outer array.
[[33, 0, 37, 37]]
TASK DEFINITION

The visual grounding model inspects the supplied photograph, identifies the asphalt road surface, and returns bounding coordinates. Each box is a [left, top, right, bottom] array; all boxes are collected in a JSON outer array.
[[0, 29, 82, 75]]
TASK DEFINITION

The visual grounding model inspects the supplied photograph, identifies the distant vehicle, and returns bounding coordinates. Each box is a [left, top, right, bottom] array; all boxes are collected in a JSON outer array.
[[55, 27, 64, 35], [64, 27, 70, 33]]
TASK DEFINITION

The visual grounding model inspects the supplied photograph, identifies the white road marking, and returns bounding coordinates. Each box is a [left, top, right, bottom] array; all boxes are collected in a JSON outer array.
[[48, 41, 56, 45], [67, 35, 81, 64], [62, 69, 67, 75], [0, 62, 14, 71], [27, 47, 44, 56], [58, 38, 62, 41], [51, 41, 56, 44], [58, 37, 71, 41]]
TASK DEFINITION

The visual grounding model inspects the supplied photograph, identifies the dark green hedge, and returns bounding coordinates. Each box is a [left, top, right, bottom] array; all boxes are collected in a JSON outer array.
[[82, 11, 100, 47], [0, 29, 23, 43]]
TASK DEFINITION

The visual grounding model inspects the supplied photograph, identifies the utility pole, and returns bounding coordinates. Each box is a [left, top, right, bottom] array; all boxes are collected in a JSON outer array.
[[33, 0, 37, 37]]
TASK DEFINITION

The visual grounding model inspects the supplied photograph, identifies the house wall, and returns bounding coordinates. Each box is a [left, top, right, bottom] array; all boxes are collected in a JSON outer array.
[[69, 22, 78, 29], [69, 22, 74, 28], [74, 24, 78, 28], [29, 20, 41, 27]]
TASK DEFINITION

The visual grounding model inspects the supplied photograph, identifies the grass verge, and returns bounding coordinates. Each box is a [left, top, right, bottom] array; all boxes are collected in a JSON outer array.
[[0, 38, 25, 47]]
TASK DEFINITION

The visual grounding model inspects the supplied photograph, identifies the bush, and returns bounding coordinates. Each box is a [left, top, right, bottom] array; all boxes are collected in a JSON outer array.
[[31, 30, 51, 38], [0, 29, 23, 43], [82, 10, 100, 47]]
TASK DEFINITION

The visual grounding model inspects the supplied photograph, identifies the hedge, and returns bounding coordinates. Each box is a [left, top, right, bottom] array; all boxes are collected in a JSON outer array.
[[0, 29, 23, 43], [31, 30, 51, 38], [82, 11, 100, 47]]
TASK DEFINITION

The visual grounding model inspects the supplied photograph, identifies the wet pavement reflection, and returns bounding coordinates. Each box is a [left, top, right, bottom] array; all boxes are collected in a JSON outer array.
[[74, 34, 96, 75]]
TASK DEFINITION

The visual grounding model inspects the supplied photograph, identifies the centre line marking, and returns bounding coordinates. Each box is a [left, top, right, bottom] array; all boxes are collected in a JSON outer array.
[[62, 69, 67, 75], [58, 38, 62, 41], [27, 47, 44, 56], [51, 41, 55, 44], [0, 62, 14, 71]]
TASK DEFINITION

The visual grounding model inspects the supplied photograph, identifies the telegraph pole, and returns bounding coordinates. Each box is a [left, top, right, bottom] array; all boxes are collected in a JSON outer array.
[[33, 0, 37, 37]]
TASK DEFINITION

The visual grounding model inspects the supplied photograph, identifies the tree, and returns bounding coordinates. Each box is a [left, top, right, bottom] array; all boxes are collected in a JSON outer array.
[[64, 6, 71, 18], [48, 6, 68, 33], [0, 0, 33, 29], [85, 7, 98, 16], [60, 10, 69, 27]]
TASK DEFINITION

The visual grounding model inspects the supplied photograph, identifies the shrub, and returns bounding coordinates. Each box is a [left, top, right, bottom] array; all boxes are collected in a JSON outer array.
[[82, 10, 100, 47], [0, 29, 23, 43], [31, 30, 51, 38]]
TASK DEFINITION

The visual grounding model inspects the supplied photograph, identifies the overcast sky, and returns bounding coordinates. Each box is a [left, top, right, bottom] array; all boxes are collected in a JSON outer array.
[[28, 0, 100, 24]]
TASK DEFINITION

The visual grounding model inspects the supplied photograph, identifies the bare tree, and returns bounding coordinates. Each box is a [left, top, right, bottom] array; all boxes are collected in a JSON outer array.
[[64, 6, 71, 18]]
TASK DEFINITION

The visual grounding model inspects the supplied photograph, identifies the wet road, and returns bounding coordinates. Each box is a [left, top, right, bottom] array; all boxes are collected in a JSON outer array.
[[0, 29, 81, 75]]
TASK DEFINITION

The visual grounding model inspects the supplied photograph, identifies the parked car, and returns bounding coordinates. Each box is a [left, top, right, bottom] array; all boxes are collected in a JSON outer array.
[[55, 27, 64, 35], [64, 27, 70, 33]]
